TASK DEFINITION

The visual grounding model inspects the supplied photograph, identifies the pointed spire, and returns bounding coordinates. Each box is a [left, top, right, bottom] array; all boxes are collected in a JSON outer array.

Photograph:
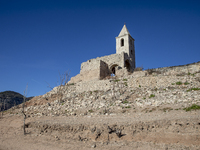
[[118, 24, 130, 37]]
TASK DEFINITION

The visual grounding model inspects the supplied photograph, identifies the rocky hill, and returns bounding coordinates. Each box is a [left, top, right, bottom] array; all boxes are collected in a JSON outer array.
[[0, 91, 33, 111], [14, 68, 200, 118]]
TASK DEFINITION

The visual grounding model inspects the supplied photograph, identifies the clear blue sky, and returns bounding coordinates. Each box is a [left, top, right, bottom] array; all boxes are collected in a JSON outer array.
[[0, 0, 200, 97]]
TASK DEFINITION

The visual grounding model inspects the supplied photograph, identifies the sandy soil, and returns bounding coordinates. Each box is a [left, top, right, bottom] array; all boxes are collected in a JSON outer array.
[[0, 107, 200, 150]]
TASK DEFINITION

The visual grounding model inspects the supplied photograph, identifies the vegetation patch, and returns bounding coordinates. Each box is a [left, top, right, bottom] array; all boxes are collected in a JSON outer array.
[[149, 94, 155, 98], [186, 88, 200, 92], [122, 100, 129, 104], [123, 78, 127, 81], [176, 81, 182, 85], [125, 106, 131, 108], [124, 82, 128, 86], [114, 79, 120, 82], [161, 107, 173, 112], [183, 104, 200, 111], [88, 109, 94, 113], [134, 66, 143, 71], [184, 82, 190, 85], [146, 68, 161, 75], [153, 88, 158, 91], [188, 72, 195, 76]]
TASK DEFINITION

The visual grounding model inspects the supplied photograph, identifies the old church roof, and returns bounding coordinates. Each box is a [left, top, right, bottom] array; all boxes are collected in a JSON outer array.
[[118, 24, 130, 37]]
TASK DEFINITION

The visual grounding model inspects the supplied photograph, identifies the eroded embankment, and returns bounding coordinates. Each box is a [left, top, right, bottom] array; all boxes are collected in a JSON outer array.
[[26, 116, 200, 149]]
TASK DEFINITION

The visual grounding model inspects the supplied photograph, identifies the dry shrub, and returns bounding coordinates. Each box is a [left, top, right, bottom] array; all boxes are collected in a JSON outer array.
[[134, 66, 143, 71]]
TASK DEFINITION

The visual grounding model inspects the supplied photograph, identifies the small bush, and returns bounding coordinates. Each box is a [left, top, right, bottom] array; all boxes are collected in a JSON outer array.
[[134, 67, 143, 71], [147, 69, 154, 75], [146, 68, 161, 75], [125, 106, 131, 108], [187, 88, 200, 92], [183, 104, 200, 111], [139, 85, 141, 87], [153, 88, 158, 91], [184, 82, 189, 85], [188, 72, 195, 76], [88, 109, 94, 113], [124, 82, 128, 86], [114, 79, 120, 82], [123, 78, 127, 81], [176, 81, 182, 85], [122, 100, 129, 104], [149, 94, 155, 98], [171, 83, 175, 85]]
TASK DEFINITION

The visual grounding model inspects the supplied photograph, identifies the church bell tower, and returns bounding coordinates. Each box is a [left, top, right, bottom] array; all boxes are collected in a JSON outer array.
[[116, 24, 136, 69]]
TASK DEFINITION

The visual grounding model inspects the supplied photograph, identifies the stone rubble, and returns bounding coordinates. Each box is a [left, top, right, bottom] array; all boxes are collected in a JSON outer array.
[[13, 71, 200, 117]]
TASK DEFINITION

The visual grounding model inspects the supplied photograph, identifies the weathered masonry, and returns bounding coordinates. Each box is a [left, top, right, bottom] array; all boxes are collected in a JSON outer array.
[[69, 25, 136, 83]]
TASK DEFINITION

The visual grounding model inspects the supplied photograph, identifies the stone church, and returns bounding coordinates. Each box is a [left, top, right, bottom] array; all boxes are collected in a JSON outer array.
[[69, 25, 136, 83]]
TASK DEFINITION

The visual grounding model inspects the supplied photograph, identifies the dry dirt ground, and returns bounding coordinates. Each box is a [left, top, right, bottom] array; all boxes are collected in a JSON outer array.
[[0, 106, 200, 150]]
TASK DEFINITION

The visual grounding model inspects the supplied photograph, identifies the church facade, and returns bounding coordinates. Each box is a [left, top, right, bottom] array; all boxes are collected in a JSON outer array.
[[69, 25, 136, 83]]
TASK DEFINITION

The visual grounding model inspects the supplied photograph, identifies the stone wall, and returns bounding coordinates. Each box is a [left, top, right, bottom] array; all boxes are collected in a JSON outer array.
[[69, 60, 101, 83], [81, 53, 125, 73], [152, 61, 200, 75], [99, 60, 110, 79], [69, 53, 129, 83]]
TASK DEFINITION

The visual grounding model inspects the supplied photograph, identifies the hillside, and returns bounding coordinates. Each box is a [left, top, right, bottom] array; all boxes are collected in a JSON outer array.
[[0, 62, 200, 150], [0, 91, 33, 111]]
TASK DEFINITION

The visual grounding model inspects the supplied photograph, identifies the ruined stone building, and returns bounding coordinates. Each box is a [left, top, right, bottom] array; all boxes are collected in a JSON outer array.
[[69, 25, 136, 83]]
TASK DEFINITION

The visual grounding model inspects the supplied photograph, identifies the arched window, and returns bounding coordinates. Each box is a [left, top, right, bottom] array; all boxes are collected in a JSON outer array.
[[110, 64, 118, 76], [112, 67, 116, 75], [121, 38, 124, 47]]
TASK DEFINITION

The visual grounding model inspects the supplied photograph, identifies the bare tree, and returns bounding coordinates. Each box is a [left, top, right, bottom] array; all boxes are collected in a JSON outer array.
[[22, 84, 28, 135], [57, 71, 70, 104], [46, 71, 70, 104], [0, 98, 3, 118], [1, 98, 6, 118]]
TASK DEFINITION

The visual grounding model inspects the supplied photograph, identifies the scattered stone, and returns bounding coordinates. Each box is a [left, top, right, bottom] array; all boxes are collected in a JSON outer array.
[[91, 143, 96, 148]]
